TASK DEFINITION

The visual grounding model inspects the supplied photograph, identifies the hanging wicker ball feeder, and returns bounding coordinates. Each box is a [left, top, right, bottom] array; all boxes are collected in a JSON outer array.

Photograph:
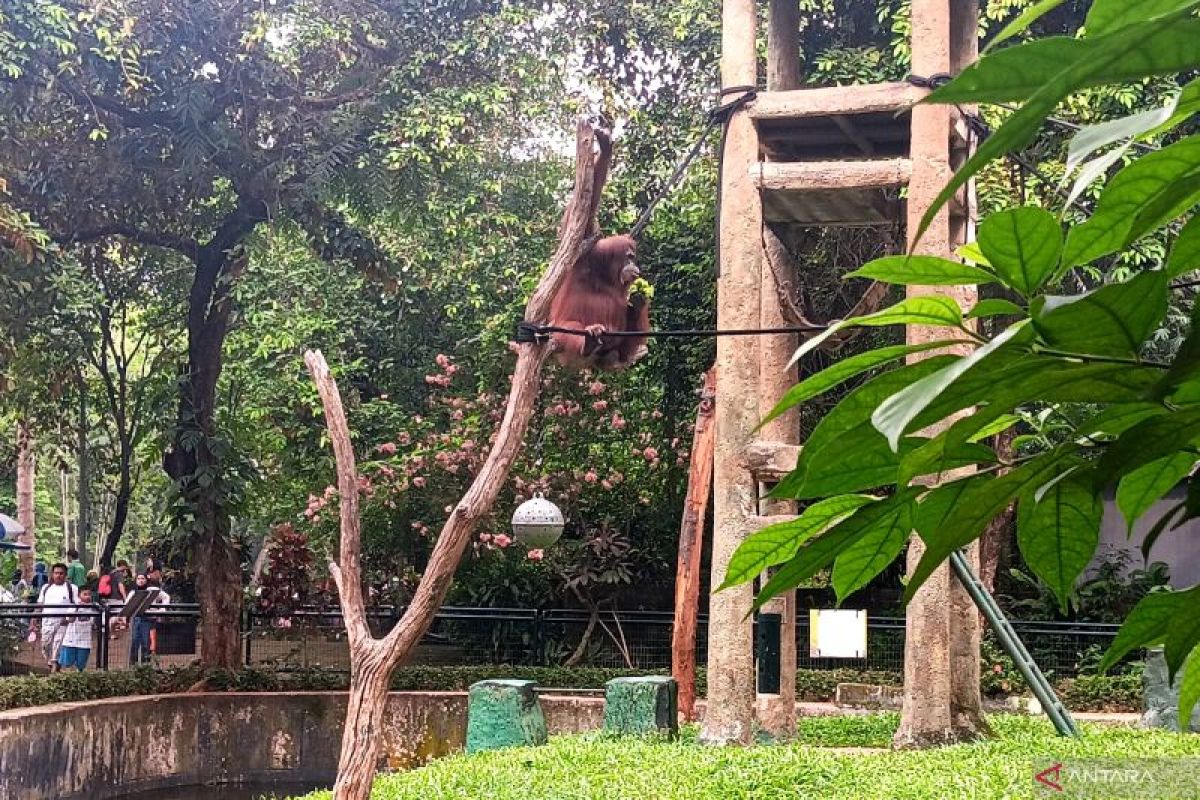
[[511, 492, 564, 549]]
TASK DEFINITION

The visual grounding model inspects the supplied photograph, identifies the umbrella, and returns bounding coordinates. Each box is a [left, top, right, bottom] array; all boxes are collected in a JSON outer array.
[[0, 513, 25, 539]]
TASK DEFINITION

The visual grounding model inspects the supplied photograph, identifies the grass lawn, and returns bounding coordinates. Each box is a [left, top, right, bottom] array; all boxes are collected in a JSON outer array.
[[297, 714, 1200, 799]]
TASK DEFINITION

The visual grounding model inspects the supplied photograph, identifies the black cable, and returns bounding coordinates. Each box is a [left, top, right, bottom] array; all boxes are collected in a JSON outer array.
[[514, 321, 826, 344]]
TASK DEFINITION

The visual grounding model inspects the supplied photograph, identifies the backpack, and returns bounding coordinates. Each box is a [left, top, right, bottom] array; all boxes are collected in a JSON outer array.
[[38, 582, 77, 604], [98, 573, 113, 598]]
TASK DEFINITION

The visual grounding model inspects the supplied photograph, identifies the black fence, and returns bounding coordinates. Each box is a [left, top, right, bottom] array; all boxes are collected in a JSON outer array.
[[0, 602, 1122, 679]]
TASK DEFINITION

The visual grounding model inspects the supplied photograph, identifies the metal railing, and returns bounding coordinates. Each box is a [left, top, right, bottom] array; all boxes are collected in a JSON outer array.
[[0, 602, 1123, 678]]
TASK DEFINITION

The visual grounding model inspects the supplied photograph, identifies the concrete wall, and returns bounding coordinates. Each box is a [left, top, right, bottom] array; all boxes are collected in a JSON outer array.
[[0, 691, 605, 800], [1095, 489, 1200, 588]]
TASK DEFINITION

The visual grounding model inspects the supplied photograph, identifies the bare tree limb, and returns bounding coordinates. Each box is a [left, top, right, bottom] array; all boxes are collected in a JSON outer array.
[[55, 223, 200, 259]]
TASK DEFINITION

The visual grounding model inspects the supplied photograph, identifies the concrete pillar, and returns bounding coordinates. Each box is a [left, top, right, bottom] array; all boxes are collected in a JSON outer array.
[[893, 0, 987, 748], [465, 680, 547, 753], [604, 677, 679, 736], [700, 0, 760, 747]]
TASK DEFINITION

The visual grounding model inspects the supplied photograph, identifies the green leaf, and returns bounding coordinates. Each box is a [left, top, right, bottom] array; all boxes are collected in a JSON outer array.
[[1164, 587, 1200, 680], [1177, 645, 1200, 728], [1094, 407, 1200, 492], [1154, 302, 1200, 399], [1142, 503, 1185, 562], [985, 0, 1069, 53], [905, 447, 1076, 602], [917, 14, 1200, 243], [1084, 0, 1200, 38], [969, 413, 1023, 442], [1016, 476, 1102, 613], [718, 495, 878, 591], [873, 323, 1031, 451], [831, 500, 915, 602], [845, 255, 996, 286], [761, 340, 965, 428], [789, 436, 920, 498], [1032, 270, 1169, 357], [1077, 403, 1169, 440], [914, 477, 980, 538], [977, 208, 1063, 296], [1063, 135, 1200, 269], [958, 241, 991, 266], [787, 297, 965, 368], [1098, 590, 1182, 672], [1116, 452, 1196, 532], [899, 407, 1010, 487], [1166, 215, 1200, 278], [756, 489, 921, 611], [966, 298, 1026, 320], [775, 358, 956, 499]]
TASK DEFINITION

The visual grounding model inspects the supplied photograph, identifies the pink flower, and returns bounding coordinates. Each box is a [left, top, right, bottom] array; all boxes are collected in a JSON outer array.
[[479, 533, 493, 543], [584, 470, 599, 484], [413, 477, 427, 488], [643, 447, 659, 461], [592, 400, 608, 412], [436, 353, 451, 369], [601, 480, 614, 490], [397, 432, 412, 445], [377, 442, 398, 455], [527, 549, 545, 561], [611, 413, 627, 430], [493, 533, 512, 548], [588, 381, 606, 396]]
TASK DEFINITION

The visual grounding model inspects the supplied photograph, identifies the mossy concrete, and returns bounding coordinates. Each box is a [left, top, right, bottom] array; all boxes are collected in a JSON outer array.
[[465, 680, 548, 753], [604, 676, 678, 736]]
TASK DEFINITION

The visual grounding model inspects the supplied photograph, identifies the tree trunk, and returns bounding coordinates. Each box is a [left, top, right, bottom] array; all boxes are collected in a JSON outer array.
[[334, 649, 393, 798], [978, 429, 1016, 595], [99, 444, 133, 572], [78, 390, 91, 563], [673, 369, 716, 722], [16, 420, 35, 581]]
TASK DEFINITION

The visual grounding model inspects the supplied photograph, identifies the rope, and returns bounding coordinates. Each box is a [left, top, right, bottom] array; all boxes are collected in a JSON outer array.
[[628, 85, 757, 241], [514, 321, 826, 345]]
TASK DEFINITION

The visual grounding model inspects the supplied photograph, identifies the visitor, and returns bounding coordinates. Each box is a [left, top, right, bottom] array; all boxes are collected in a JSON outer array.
[[66, 549, 86, 588], [146, 572, 171, 657], [99, 559, 130, 602], [31, 561, 48, 592], [56, 587, 97, 672], [32, 563, 78, 673], [129, 573, 169, 664]]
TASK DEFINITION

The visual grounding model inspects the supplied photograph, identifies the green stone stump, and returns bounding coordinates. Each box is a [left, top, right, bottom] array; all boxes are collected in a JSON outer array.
[[465, 679, 548, 753], [603, 676, 678, 736]]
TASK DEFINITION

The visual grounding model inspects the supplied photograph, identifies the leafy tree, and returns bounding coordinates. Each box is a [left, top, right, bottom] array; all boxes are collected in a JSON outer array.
[[723, 0, 1200, 728]]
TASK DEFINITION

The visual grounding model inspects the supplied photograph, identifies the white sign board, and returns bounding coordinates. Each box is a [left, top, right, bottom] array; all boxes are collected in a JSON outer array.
[[809, 609, 867, 659]]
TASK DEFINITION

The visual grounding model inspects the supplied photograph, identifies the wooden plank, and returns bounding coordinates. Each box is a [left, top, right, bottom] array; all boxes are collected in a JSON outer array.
[[752, 159, 911, 192], [744, 441, 801, 478], [672, 368, 717, 723], [750, 82, 924, 121]]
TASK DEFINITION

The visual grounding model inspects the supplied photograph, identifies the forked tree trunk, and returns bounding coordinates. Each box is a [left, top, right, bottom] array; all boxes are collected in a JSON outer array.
[[308, 121, 602, 800]]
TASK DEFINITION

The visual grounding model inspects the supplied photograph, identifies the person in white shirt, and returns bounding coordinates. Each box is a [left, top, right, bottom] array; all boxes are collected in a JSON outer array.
[[33, 563, 78, 672], [57, 587, 97, 672]]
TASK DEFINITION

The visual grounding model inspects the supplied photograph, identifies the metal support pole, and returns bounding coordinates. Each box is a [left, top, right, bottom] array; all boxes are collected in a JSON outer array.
[[949, 550, 1080, 737]]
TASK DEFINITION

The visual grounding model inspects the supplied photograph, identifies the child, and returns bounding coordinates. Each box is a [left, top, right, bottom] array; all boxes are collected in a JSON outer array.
[[57, 587, 97, 672]]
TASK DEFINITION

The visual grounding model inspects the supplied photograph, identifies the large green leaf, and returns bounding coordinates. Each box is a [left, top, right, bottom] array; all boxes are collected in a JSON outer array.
[[761, 340, 964, 428], [1032, 270, 1169, 357], [905, 447, 1077, 602], [913, 476, 981, 538], [789, 436, 918, 498], [1084, 0, 1200, 38], [774, 358, 955, 499], [1154, 302, 1200, 399], [1065, 96, 1186, 175], [756, 489, 921, 611], [899, 406, 1013, 487], [1093, 407, 1200, 491], [1116, 452, 1196, 533], [1062, 135, 1200, 269], [831, 500, 915, 603], [719, 495, 878, 591], [1164, 586, 1200, 680], [1098, 590, 1183, 672], [977, 208, 1063, 296], [1016, 476, 1102, 613], [966, 298, 1026, 320], [845, 255, 995, 286], [1166, 215, 1200, 278], [1177, 646, 1200, 730], [787, 297, 965, 368], [1077, 403, 1169, 440], [985, 0, 1069, 53], [917, 14, 1200, 244], [873, 323, 1030, 451]]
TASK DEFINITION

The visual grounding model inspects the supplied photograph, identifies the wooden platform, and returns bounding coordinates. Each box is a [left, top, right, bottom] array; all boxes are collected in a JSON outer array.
[[748, 82, 919, 227]]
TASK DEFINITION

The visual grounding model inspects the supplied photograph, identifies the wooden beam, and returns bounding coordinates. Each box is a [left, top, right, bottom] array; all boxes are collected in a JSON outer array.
[[750, 82, 922, 121], [744, 440, 801, 478], [752, 159, 911, 192], [830, 115, 876, 156]]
